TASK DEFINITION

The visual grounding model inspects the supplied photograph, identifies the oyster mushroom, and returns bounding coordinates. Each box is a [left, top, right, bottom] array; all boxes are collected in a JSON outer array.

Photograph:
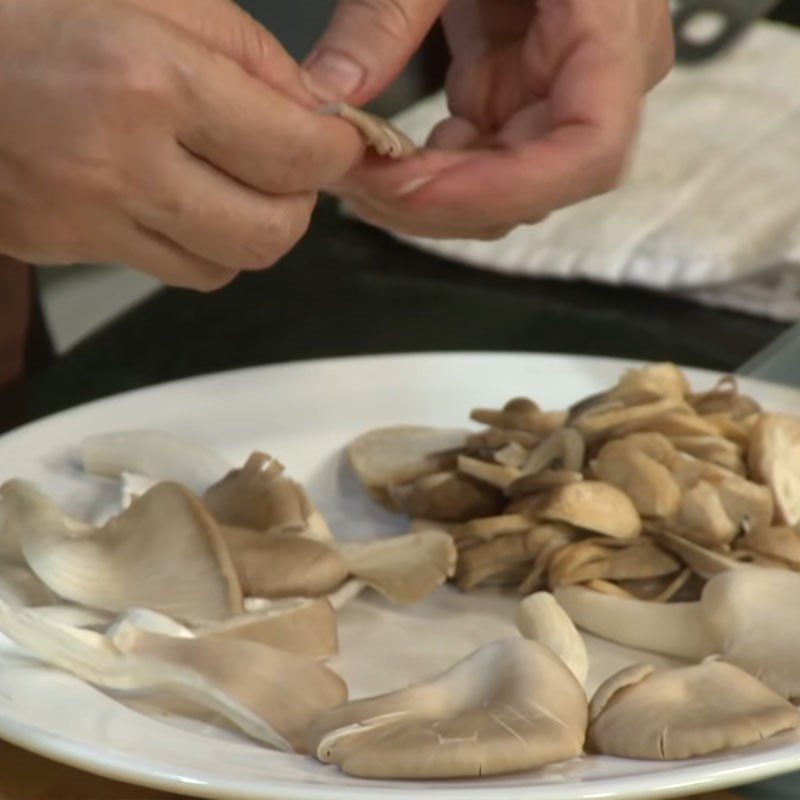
[[308, 638, 587, 779], [493, 442, 529, 469], [741, 526, 800, 569], [522, 428, 585, 476], [507, 470, 584, 497], [389, 471, 502, 522], [557, 567, 800, 700], [669, 436, 745, 475], [538, 482, 642, 540], [197, 599, 338, 659], [588, 661, 799, 760], [516, 592, 588, 685], [453, 514, 533, 543], [336, 531, 456, 604], [457, 455, 520, 490], [82, 431, 230, 495], [0, 563, 58, 606], [471, 401, 566, 434], [3, 480, 242, 621], [609, 363, 692, 403], [592, 435, 682, 518], [347, 426, 467, 507], [517, 524, 581, 595], [748, 414, 800, 526], [689, 376, 761, 419], [320, 103, 417, 159], [0, 598, 347, 752], [547, 539, 679, 588], [204, 453, 323, 538], [220, 527, 348, 599], [573, 397, 685, 443]]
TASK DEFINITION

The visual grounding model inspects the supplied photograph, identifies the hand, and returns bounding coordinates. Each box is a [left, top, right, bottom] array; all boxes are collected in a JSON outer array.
[[0, 0, 364, 290], [305, 0, 674, 239]]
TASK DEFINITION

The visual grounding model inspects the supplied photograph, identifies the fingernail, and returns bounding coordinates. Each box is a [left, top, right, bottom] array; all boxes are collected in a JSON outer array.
[[396, 176, 435, 197], [303, 51, 365, 101]]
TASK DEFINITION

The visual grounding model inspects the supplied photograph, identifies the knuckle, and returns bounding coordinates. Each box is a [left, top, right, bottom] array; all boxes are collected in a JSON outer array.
[[239, 197, 315, 268]]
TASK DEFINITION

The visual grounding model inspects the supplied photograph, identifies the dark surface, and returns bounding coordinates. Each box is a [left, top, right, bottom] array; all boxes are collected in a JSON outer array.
[[17, 199, 786, 429]]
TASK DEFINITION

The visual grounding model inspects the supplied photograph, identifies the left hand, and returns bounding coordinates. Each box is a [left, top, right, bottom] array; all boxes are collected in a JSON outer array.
[[304, 0, 674, 239]]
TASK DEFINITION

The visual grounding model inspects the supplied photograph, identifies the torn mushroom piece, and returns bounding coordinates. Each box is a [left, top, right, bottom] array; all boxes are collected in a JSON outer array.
[[347, 426, 467, 508], [203, 453, 325, 539], [82, 431, 231, 496], [320, 103, 417, 159], [521, 428, 585, 476], [516, 592, 588, 686], [308, 638, 587, 779], [457, 455, 520, 491], [588, 661, 799, 761], [471, 400, 566, 435], [0, 598, 347, 752], [741, 526, 800, 569], [3, 480, 243, 621], [336, 531, 456, 604], [196, 598, 338, 659], [538, 481, 641, 540], [689, 376, 761, 419], [748, 414, 800, 527], [220, 526, 348, 599]]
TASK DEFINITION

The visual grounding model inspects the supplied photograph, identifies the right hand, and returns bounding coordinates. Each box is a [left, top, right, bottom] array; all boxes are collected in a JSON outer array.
[[0, 0, 364, 291]]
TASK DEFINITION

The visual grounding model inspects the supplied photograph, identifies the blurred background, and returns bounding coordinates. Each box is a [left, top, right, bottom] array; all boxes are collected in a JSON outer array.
[[38, 0, 800, 355]]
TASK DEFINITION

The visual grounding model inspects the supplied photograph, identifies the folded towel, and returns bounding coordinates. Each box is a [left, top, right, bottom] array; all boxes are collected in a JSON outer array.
[[389, 22, 800, 320]]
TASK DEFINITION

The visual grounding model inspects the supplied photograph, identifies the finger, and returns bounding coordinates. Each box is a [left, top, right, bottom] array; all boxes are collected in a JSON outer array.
[[123, 0, 316, 107], [128, 144, 316, 271], [120, 224, 239, 292], [427, 117, 482, 150], [177, 46, 365, 195], [303, 0, 449, 105]]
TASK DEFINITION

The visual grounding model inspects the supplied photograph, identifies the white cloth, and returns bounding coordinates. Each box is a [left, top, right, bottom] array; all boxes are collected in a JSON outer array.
[[389, 22, 800, 320]]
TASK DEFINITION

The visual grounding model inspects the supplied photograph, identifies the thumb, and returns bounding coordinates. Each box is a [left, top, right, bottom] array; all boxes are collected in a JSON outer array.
[[303, 0, 448, 105], [124, 0, 316, 107]]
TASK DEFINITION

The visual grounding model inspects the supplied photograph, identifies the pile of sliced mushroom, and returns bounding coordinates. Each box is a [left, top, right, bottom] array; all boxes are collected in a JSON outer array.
[[2, 362, 800, 781]]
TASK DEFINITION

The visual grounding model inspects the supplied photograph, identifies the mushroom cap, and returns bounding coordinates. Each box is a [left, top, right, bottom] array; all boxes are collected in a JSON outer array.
[[308, 638, 587, 779], [347, 426, 467, 505], [4, 480, 242, 621], [748, 414, 800, 526], [389, 471, 502, 522], [539, 481, 641, 539], [588, 661, 800, 760], [702, 567, 800, 701]]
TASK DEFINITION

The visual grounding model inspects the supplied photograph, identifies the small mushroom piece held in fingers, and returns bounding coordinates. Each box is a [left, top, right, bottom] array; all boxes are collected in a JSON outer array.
[[588, 661, 799, 760], [308, 638, 587, 779], [320, 103, 417, 159]]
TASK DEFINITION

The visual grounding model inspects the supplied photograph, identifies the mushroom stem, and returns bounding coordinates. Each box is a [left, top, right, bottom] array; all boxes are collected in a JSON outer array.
[[554, 585, 710, 661]]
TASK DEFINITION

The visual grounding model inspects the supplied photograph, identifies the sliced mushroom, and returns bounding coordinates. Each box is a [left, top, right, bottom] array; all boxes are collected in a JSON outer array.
[[522, 428, 585, 476], [308, 638, 587, 779], [456, 528, 547, 592], [336, 531, 456, 604], [389, 471, 502, 521], [466, 428, 542, 452], [0, 598, 346, 752], [220, 526, 347, 599], [592, 436, 681, 518], [538, 481, 642, 540], [457, 455, 520, 490], [547, 539, 679, 588], [347, 426, 467, 507], [689, 376, 761, 419], [471, 403, 566, 434], [669, 435, 745, 475], [82, 431, 231, 495], [3, 480, 242, 621], [320, 103, 417, 159], [197, 599, 338, 659], [453, 514, 533, 542], [517, 524, 580, 595], [748, 414, 800, 526], [608, 363, 691, 403], [516, 592, 588, 686], [507, 470, 584, 497], [741, 526, 800, 569], [573, 397, 685, 442], [493, 442, 530, 469], [588, 661, 799, 760], [672, 481, 738, 546], [656, 530, 745, 579]]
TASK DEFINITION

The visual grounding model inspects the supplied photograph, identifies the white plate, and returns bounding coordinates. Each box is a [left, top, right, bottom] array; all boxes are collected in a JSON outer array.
[[1, 353, 799, 800]]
